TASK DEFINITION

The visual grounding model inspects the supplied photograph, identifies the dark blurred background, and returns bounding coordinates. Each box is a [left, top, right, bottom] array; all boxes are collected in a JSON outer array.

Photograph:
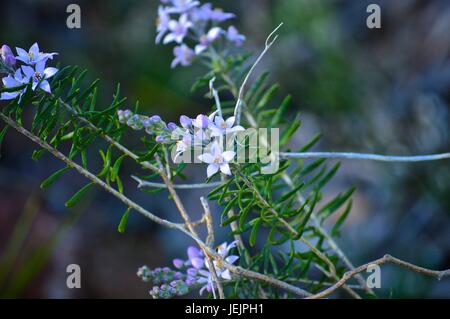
[[0, 0, 449, 298]]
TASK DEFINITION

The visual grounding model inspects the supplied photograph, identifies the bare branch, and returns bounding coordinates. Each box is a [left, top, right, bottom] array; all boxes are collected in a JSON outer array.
[[308, 254, 450, 299], [234, 23, 283, 125], [280, 151, 450, 162], [200, 197, 215, 248]]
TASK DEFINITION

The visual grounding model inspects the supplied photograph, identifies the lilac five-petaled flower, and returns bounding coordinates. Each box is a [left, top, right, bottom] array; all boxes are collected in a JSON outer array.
[[156, 6, 172, 44], [167, 0, 200, 13], [164, 14, 193, 44], [209, 115, 245, 137], [21, 60, 58, 93], [198, 141, 235, 177], [16, 43, 57, 65], [226, 26, 246, 47], [171, 44, 194, 68], [195, 27, 222, 54]]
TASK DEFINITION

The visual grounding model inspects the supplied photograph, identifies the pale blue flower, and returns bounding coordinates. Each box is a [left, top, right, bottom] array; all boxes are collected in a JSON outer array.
[[209, 115, 245, 137], [156, 6, 172, 44], [21, 60, 58, 93], [191, 114, 209, 129], [190, 3, 234, 22], [163, 14, 193, 44], [226, 26, 246, 47], [15, 42, 57, 65], [195, 27, 223, 55], [198, 141, 235, 177], [171, 44, 194, 68], [167, 0, 200, 13]]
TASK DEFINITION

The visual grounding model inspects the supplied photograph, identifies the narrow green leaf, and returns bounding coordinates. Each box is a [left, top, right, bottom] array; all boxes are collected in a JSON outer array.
[[249, 218, 262, 247], [118, 207, 131, 233], [111, 154, 127, 182], [331, 200, 352, 236], [65, 183, 94, 208], [31, 149, 46, 161], [137, 144, 159, 162], [0, 125, 9, 157], [40, 167, 70, 189], [256, 84, 279, 110], [270, 95, 292, 127]]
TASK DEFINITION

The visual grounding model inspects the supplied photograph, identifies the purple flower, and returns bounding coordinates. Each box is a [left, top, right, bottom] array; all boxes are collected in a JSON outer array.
[[209, 8, 235, 22], [15, 43, 57, 65], [209, 115, 245, 137], [171, 44, 194, 68], [163, 14, 192, 44], [190, 3, 234, 22], [167, 122, 178, 130], [167, 0, 200, 13], [156, 6, 172, 44], [226, 26, 246, 47], [198, 141, 236, 177], [195, 27, 223, 55], [1, 45, 16, 67], [180, 115, 192, 128], [191, 114, 209, 129], [173, 259, 184, 269], [149, 115, 162, 122], [21, 60, 58, 93], [187, 246, 205, 269]]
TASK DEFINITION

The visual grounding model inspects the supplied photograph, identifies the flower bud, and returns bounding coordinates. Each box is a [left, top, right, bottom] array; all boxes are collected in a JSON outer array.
[[1, 45, 16, 67]]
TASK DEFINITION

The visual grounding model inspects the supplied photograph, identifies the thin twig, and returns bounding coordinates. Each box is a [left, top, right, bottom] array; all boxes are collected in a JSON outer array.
[[234, 23, 283, 125], [209, 77, 222, 117], [200, 197, 215, 248], [131, 175, 223, 190], [308, 254, 450, 299], [280, 152, 450, 162], [200, 196, 225, 299]]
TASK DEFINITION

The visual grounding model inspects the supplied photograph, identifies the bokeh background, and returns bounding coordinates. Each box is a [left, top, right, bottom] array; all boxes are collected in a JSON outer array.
[[0, 0, 449, 298]]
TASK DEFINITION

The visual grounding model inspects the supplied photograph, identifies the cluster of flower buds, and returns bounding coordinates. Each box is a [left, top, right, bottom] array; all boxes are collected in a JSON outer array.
[[137, 265, 185, 284], [0, 43, 58, 101], [138, 242, 239, 298], [156, 0, 246, 68], [117, 109, 178, 144], [118, 108, 246, 177], [149, 280, 190, 299]]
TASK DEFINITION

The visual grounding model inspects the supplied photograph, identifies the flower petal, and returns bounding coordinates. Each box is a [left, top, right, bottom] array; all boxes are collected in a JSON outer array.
[[191, 257, 205, 269], [220, 164, 232, 175], [21, 66, 35, 78], [221, 269, 232, 280], [39, 80, 51, 93], [44, 67, 58, 78], [207, 164, 219, 178], [225, 255, 239, 264], [222, 151, 236, 162], [225, 116, 235, 127], [198, 153, 214, 164], [187, 246, 202, 259]]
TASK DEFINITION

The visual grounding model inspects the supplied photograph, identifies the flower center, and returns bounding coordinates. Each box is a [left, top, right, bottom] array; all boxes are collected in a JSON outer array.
[[34, 72, 42, 81], [213, 155, 222, 164], [28, 52, 34, 60]]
